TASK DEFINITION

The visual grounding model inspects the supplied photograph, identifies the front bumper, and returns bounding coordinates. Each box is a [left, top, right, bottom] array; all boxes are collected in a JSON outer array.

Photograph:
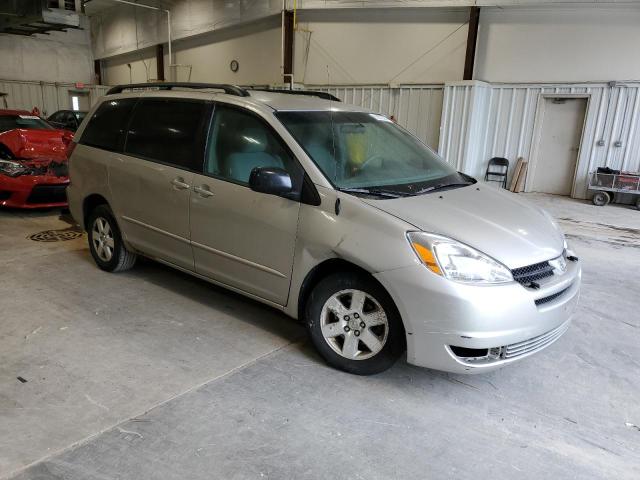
[[0, 174, 69, 208], [375, 258, 581, 374]]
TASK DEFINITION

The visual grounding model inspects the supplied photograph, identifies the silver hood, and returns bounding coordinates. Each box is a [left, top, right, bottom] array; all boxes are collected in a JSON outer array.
[[363, 184, 564, 269]]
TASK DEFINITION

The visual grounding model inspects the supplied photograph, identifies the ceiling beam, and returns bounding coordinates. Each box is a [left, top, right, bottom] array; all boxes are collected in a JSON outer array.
[[463, 6, 480, 80]]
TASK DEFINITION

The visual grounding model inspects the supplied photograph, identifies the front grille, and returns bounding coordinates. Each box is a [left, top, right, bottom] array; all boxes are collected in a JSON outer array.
[[503, 322, 569, 359], [511, 260, 554, 285], [26, 185, 67, 204], [0, 191, 11, 201], [535, 287, 569, 306]]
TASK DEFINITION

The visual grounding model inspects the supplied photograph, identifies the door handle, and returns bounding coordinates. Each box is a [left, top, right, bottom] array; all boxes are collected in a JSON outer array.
[[193, 185, 214, 198], [171, 178, 191, 190]]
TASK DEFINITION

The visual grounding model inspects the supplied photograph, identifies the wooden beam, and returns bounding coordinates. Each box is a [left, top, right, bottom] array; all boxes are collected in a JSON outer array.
[[156, 44, 165, 81], [283, 9, 294, 85], [463, 6, 480, 81]]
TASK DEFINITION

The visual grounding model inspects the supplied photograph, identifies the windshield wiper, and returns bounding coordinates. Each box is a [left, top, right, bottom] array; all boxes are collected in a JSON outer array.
[[340, 182, 473, 198], [413, 182, 473, 195], [338, 187, 411, 199]]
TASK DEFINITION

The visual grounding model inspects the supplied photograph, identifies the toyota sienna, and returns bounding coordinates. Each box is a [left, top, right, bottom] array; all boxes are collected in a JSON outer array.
[[67, 83, 581, 375]]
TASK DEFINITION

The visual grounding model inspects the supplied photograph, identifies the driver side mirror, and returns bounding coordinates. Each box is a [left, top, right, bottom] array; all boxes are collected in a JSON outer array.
[[249, 167, 293, 198]]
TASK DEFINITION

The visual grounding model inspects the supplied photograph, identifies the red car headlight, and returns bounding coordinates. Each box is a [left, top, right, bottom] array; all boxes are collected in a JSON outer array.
[[0, 159, 29, 177]]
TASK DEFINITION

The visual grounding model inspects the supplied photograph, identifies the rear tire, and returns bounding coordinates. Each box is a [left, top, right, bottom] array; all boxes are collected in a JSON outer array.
[[87, 204, 137, 272], [305, 272, 404, 375]]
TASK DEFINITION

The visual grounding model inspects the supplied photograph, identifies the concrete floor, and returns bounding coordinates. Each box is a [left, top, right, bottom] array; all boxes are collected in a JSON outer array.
[[1, 194, 639, 479]]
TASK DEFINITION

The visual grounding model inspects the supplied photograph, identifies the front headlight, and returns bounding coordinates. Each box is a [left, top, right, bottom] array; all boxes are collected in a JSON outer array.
[[0, 159, 28, 177], [563, 238, 577, 259], [407, 232, 513, 284]]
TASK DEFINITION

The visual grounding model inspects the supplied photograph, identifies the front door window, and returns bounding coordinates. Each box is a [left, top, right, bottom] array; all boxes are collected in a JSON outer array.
[[205, 105, 303, 189]]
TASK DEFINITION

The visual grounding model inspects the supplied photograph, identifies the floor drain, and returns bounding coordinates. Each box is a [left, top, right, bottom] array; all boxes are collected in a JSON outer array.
[[28, 227, 84, 242]]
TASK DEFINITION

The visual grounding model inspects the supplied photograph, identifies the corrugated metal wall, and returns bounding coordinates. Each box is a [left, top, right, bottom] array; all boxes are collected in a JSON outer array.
[[310, 85, 444, 150], [0, 80, 109, 117], [439, 81, 640, 198]]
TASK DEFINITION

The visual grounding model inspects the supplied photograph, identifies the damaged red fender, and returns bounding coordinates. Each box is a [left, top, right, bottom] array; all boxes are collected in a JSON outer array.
[[0, 128, 72, 209]]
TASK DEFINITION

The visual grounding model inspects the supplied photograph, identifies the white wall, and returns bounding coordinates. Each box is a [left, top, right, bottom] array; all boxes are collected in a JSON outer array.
[[102, 48, 158, 85], [101, 19, 282, 86], [312, 85, 444, 149], [91, 4, 163, 62], [97, 6, 469, 87], [91, 0, 282, 60], [438, 81, 640, 199], [0, 80, 109, 116], [92, 3, 640, 86], [0, 17, 94, 84], [293, 8, 468, 85], [172, 22, 282, 85], [475, 6, 640, 83]]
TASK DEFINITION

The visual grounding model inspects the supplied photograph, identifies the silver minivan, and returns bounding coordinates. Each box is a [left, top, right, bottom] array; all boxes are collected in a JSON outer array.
[[67, 83, 581, 375]]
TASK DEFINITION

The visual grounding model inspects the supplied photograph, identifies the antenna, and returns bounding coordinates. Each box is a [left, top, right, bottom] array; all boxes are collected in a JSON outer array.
[[327, 64, 337, 183]]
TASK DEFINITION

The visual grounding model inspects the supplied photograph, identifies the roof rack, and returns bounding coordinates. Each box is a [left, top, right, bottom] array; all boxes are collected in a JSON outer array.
[[106, 83, 250, 97], [250, 88, 341, 102]]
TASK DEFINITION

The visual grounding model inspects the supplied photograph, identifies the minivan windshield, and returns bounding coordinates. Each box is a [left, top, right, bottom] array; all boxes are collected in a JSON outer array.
[[276, 111, 473, 197]]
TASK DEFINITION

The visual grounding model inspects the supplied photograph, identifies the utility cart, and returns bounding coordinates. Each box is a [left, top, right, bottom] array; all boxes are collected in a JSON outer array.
[[588, 169, 640, 209]]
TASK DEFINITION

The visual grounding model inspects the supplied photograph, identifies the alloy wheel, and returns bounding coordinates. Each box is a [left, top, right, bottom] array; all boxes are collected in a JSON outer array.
[[320, 289, 389, 360], [92, 216, 115, 262]]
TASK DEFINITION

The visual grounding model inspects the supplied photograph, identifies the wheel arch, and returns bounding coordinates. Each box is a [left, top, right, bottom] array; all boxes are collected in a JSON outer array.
[[82, 193, 110, 230], [297, 258, 405, 340]]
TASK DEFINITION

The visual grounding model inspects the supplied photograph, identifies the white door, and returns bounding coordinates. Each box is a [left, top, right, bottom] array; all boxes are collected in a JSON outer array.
[[529, 98, 587, 196], [69, 92, 90, 111]]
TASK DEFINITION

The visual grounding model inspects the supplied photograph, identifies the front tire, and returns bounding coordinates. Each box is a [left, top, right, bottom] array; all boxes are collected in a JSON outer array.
[[87, 204, 137, 272], [305, 272, 404, 375]]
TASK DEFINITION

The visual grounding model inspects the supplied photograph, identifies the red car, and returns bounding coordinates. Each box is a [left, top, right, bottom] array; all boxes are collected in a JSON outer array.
[[0, 109, 73, 208]]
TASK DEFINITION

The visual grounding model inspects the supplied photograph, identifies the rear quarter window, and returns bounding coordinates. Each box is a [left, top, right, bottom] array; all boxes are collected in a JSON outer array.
[[80, 98, 138, 152]]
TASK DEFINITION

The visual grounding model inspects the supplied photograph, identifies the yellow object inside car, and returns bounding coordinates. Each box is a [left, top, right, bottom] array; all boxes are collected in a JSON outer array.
[[344, 126, 368, 175]]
